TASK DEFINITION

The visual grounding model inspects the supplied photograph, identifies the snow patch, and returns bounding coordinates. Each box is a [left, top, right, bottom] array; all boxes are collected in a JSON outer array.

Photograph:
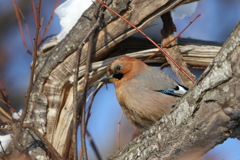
[[55, 0, 93, 41]]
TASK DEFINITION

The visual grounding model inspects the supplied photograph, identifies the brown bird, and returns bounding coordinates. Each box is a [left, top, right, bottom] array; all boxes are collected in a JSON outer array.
[[100, 56, 188, 128]]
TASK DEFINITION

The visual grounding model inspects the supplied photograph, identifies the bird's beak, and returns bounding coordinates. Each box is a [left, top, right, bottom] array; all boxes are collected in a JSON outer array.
[[99, 74, 113, 82]]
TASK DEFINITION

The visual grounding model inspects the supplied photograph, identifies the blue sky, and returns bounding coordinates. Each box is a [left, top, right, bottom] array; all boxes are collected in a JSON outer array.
[[87, 0, 240, 159], [0, 0, 240, 159]]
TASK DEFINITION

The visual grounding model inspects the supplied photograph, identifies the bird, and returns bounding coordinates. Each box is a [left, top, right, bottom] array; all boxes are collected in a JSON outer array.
[[100, 56, 188, 128]]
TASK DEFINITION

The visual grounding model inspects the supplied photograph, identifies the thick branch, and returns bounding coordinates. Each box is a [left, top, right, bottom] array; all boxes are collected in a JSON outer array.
[[107, 21, 240, 160], [18, 0, 198, 158], [1, 0, 213, 159]]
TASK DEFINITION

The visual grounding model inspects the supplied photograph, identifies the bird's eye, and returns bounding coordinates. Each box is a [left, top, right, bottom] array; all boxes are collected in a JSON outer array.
[[115, 65, 122, 73]]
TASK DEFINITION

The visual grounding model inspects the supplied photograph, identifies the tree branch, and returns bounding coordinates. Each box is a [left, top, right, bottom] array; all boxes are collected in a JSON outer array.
[[107, 21, 240, 160], [161, 12, 195, 87], [2, 0, 216, 159]]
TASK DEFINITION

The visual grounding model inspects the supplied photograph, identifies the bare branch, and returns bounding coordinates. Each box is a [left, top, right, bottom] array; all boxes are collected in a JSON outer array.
[[161, 12, 195, 87], [107, 21, 240, 160], [20, 0, 41, 125]]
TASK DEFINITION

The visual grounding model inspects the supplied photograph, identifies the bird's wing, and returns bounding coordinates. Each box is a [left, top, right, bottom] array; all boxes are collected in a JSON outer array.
[[157, 84, 188, 97], [134, 66, 188, 96]]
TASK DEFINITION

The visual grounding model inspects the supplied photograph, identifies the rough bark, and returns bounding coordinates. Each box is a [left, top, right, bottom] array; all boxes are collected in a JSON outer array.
[[3, 0, 239, 159], [25, 0, 198, 159], [107, 21, 240, 160]]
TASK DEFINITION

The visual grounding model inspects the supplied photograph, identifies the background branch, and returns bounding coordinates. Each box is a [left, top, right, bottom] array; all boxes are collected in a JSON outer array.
[[2, 0, 237, 159], [161, 12, 195, 87], [107, 21, 240, 160]]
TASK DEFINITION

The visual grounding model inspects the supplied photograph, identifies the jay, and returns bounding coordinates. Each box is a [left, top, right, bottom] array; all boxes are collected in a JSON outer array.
[[100, 56, 188, 128]]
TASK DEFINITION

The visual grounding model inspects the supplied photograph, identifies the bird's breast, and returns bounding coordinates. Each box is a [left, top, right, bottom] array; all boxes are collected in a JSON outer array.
[[115, 79, 178, 128]]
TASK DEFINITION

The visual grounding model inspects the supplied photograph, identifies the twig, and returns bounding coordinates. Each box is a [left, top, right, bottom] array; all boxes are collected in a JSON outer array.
[[0, 82, 17, 120], [72, 92, 78, 160], [165, 14, 201, 47], [79, 30, 95, 160], [160, 12, 195, 87], [38, 34, 56, 47], [72, 3, 104, 159], [30, 0, 37, 27], [0, 107, 13, 122], [83, 84, 103, 159], [0, 79, 10, 105], [72, 19, 97, 160], [0, 98, 18, 117], [86, 130, 102, 160], [20, 0, 41, 125], [96, 0, 195, 82], [131, 129, 140, 141], [39, 17, 44, 40], [39, 0, 60, 45], [17, 5, 34, 52], [144, 14, 201, 61], [117, 112, 123, 150], [23, 123, 63, 160], [85, 84, 103, 126], [12, 0, 32, 55], [79, 147, 83, 160]]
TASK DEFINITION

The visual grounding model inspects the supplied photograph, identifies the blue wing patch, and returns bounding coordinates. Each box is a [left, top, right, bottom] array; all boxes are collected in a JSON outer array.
[[158, 89, 175, 95], [156, 85, 188, 97]]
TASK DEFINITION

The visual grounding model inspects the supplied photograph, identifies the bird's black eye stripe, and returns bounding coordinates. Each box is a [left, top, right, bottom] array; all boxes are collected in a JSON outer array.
[[113, 73, 124, 80]]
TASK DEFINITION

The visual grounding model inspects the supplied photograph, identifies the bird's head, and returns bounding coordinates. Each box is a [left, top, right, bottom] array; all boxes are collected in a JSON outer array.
[[99, 56, 146, 85]]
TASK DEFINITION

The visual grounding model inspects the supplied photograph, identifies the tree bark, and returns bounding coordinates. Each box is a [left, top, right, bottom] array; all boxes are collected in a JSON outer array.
[[23, 0, 198, 159], [2, 0, 239, 160], [108, 21, 240, 160]]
